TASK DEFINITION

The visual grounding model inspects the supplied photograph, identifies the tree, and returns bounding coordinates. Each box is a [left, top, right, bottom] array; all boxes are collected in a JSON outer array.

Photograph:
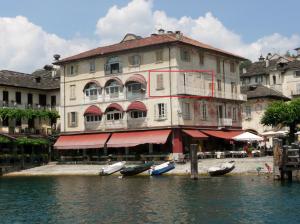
[[261, 99, 300, 142]]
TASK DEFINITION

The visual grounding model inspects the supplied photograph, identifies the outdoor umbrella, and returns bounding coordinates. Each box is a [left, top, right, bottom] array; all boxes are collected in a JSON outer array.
[[233, 132, 263, 142]]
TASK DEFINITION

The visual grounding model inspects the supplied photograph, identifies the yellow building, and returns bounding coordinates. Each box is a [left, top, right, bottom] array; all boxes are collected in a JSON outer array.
[[54, 31, 246, 160]]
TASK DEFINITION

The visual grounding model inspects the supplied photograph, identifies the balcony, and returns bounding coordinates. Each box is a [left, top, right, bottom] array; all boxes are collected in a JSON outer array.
[[127, 118, 148, 129], [176, 86, 247, 101], [104, 120, 126, 130], [218, 118, 232, 127], [84, 121, 101, 131], [0, 101, 58, 111]]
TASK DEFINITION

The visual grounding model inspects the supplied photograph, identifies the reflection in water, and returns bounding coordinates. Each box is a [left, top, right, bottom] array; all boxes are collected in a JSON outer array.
[[1, 176, 300, 223]]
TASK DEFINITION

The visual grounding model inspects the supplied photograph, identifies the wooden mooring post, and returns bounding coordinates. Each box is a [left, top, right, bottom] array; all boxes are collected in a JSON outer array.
[[190, 144, 198, 180]]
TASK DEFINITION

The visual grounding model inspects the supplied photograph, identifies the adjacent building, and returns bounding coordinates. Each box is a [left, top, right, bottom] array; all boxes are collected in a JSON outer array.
[[54, 31, 246, 160]]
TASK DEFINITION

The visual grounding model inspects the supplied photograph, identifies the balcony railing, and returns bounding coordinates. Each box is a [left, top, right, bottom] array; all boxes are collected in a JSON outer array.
[[6, 127, 53, 135], [217, 118, 233, 127], [0, 101, 58, 111], [177, 86, 247, 101]]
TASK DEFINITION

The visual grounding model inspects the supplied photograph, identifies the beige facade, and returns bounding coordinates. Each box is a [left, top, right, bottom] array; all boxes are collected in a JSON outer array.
[[58, 33, 246, 134]]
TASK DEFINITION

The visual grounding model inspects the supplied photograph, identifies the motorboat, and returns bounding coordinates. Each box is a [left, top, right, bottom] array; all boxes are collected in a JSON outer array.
[[120, 161, 154, 176], [100, 161, 126, 175], [208, 161, 235, 176], [149, 161, 175, 176]]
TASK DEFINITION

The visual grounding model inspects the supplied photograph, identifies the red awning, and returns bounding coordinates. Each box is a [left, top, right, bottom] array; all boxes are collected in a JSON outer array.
[[201, 130, 243, 140], [183, 129, 208, 139], [54, 133, 110, 150], [84, 105, 102, 116], [127, 101, 147, 112], [104, 77, 123, 87], [107, 130, 171, 148], [125, 74, 146, 86], [105, 103, 124, 112]]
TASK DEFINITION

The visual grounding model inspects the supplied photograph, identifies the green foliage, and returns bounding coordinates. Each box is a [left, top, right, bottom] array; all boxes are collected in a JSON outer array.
[[0, 108, 59, 121], [16, 137, 49, 146], [0, 136, 11, 144]]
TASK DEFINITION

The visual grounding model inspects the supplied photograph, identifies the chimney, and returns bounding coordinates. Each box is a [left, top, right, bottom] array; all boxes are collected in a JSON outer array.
[[295, 47, 300, 60], [158, 28, 165, 34], [175, 30, 182, 40]]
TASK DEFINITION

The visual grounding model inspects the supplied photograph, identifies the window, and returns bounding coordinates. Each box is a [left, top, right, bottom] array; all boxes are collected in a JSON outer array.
[[155, 103, 167, 120], [85, 83, 101, 100], [68, 112, 78, 127], [106, 111, 123, 121], [70, 85, 76, 100], [105, 81, 122, 98], [245, 106, 251, 118], [182, 102, 191, 120], [232, 107, 237, 121], [216, 57, 221, 73], [202, 102, 207, 120], [217, 80, 222, 91], [27, 93, 33, 106], [39, 94, 46, 106], [51, 96, 56, 107], [3, 91, 8, 103], [85, 115, 101, 122], [230, 61, 236, 73], [156, 74, 164, 90], [15, 92, 21, 104], [273, 75, 276, 85], [295, 71, 300, 77], [180, 49, 191, 62], [89, 60, 96, 73], [155, 50, 163, 62], [105, 57, 122, 74], [246, 78, 250, 84], [128, 55, 141, 66], [231, 82, 237, 93], [68, 64, 78, 75], [130, 110, 146, 119], [15, 118, 21, 127], [255, 76, 262, 84], [199, 52, 204, 65]]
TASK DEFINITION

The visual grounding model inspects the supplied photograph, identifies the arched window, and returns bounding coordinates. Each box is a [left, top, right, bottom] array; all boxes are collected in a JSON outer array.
[[84, 82, 101, 100], [105, 103, 124, 121], [105, 79, 123, 99], [84, 105, 102, 123], [125, 74, 146, 100], [127, 101, 147, 119]]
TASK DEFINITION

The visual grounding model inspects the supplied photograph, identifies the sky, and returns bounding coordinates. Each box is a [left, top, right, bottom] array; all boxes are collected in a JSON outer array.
[[0, 0, 300, 72]]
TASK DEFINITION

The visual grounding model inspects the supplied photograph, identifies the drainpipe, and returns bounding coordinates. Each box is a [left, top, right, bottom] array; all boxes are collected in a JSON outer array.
[[63, 65, 66, 132], [168, 46, 173, 126], [223, 59, 226, 119]]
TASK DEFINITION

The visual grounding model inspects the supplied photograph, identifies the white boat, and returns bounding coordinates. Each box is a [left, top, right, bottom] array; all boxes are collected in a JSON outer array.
[[149, 161, 175, 176], [100, 161, 126, 176], [208, 161, 235, 176]]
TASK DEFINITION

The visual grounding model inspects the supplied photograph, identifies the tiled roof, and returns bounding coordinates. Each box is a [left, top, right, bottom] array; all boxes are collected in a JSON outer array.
[[241, 85, 290, 100], [0, 69, 60, 90], [54, 33, 246, 64]]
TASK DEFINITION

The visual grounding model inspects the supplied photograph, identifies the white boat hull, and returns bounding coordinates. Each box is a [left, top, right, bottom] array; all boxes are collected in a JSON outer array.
[[100, 161, 126, 175]]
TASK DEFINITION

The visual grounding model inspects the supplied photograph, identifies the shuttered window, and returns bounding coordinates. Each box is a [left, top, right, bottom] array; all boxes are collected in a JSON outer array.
[[156, 74, 164, 90], [155, 50, 163, 62], [155, 103, 167, 120], [70, 85, 76, 100], [230, 61, 236, 73], [180, 49, 191, 62], [199, 52, 204, 65], [68, 112, 78, 127], [216, 57, 221, 74], [68, 64, 78, 76], [128, 55, 141, 66], [182, 102, 191, 120]]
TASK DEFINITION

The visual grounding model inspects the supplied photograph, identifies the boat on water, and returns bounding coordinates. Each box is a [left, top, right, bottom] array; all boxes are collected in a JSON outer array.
[[100, 161, 126, 175], [149, 161, 175, 176], [120, 161, 154, 176], [208, 161, 235, 176]]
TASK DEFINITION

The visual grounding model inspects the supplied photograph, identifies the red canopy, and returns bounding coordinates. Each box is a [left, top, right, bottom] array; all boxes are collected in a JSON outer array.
[[54, 133, 110, 150], [201, 130, 243, 140], [183, 129, 208, 139], [105, 103, 124, 112], [84, 105, 102, 116], [127, 101, 147, 112], [125, 74, 146, 86], [106, 130, 171, 148]]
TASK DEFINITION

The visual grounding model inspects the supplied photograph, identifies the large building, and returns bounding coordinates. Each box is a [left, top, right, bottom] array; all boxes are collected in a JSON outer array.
[[240, 51, 300, 142], [54, 31, 246, 160]]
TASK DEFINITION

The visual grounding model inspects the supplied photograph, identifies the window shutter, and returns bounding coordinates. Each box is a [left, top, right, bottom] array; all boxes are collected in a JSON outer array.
[[156, 74, 163, 90], [128, 56, 133, 66], [74, 112, 78, 127], [75, 64, 79, 74], [66, 66, 70, 75], [154, 104, 157, 120], [67, 112, 71, 127], [164, 103, 167, 118]]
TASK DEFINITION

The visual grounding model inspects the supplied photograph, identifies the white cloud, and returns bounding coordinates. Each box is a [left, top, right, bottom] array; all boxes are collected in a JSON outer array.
[[95, 0, 300, 61], [0, 16, 94, 73], [1, 0, 300, 73]]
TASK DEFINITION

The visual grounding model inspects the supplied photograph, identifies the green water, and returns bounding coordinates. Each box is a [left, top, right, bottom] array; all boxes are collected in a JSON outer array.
[[0, 176, 299, 224]]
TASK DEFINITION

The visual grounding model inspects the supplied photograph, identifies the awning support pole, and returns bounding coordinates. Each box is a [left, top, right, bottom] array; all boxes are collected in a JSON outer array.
[[190, 144, 198, 180]]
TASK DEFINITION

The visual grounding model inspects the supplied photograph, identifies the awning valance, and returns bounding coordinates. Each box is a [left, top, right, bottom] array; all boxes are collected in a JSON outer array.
[[84, 105, 102, 116], [125, 74, 146, 86], [83, 80, 101, 90], [183, 129, 208, 139], [104, 77, 123, 87], [126, 101, 147, 112], [201, 130, 243, 140], [54, 133, 110, 150], [105, 103, 124, 112], [106, 130, 171, 148]]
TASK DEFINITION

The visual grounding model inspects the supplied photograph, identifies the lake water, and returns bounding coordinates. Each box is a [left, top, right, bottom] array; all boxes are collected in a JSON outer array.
[[1, 176, 300, 224]]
